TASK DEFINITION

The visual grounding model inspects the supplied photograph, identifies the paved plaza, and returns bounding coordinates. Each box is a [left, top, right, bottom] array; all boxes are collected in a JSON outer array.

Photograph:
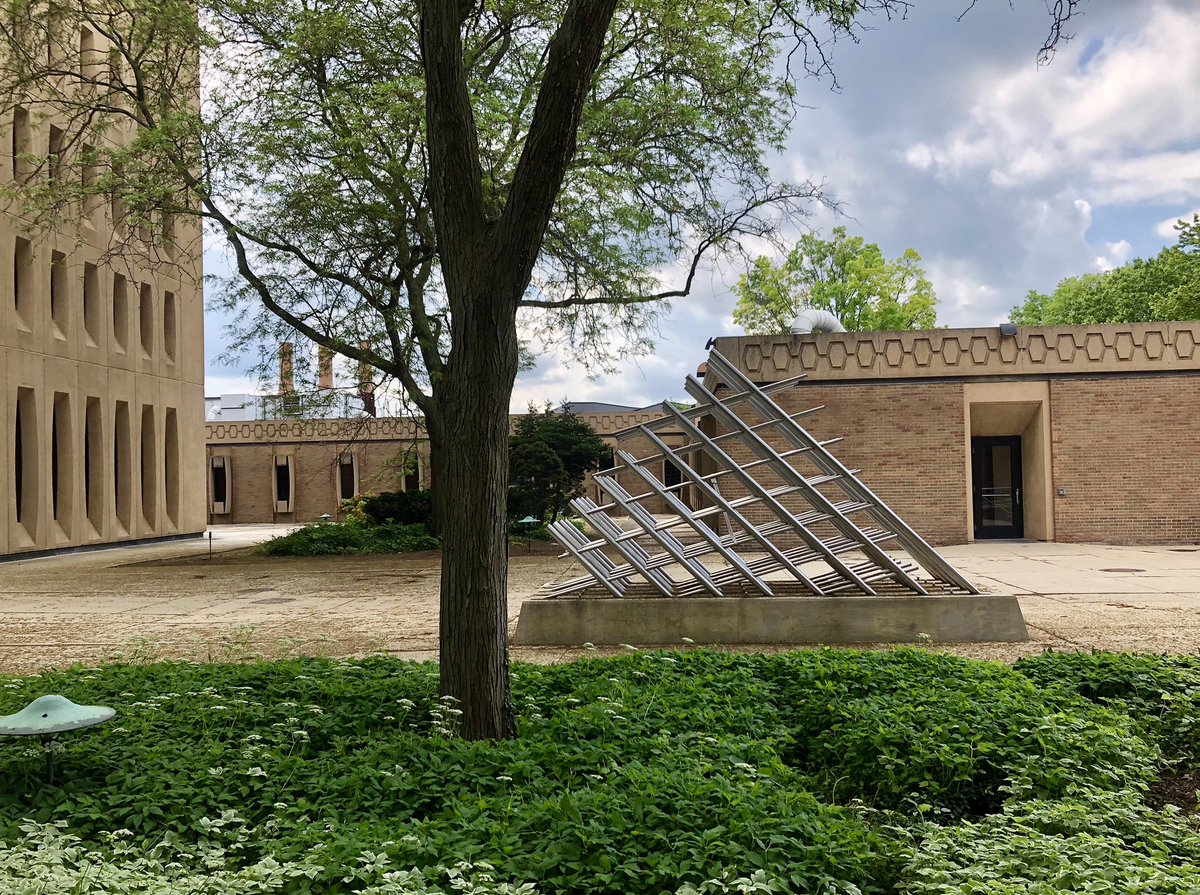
[[0, 527, 1196, 673]]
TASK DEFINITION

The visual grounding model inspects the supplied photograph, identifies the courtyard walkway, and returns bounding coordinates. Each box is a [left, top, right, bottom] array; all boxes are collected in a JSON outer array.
[[0, 529, 1196, 673]]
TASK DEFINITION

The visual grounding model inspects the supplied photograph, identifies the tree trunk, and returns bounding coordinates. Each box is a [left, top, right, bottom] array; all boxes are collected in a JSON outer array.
[[431, 292, 520, 741]]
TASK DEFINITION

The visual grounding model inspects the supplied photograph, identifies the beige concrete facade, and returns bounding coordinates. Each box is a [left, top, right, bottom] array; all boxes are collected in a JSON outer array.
[[705, 322, 1200, 546], [204, 408, 675, 524], [2, 47, 205, 555]]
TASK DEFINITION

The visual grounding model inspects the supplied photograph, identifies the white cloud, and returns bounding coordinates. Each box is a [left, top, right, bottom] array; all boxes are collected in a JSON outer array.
[[1156, 208, 1200, 238], [1094, 240, 1134, 271]]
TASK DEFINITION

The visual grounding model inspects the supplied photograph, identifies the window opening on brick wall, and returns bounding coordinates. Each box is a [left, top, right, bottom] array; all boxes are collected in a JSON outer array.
[[114, 401, 131, 531], [404, 456, 420, 492], [112, 273, 128, 351], [164, 408, 179, 526], [274, 455, 293, 513], [140, 405, 156, 528], [50, 250, 68, 335], [210, 456, 230, 515], [663, 457, 683, 488], [338, 453, 357, 501]]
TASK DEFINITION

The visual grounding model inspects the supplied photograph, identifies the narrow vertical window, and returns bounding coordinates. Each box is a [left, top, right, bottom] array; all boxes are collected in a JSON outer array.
[[338, 453, 357, 501], [110, 163, 125, 232], [112, 273, 128, 351], [210, 456, 230, 515], [14, 388, 38, 535], [12, 106, 29, 182], [51, 393, 72, 534], [50, 250, 68, 335], [163, 291, 176, 362], [13, 236, 32, 324], [664, 457, 683, 489], [139, 283, 153, 356], [81, 144, 100, 225], [85, 397, 103, 529], [273, 455, 293, 513], [162, 213, 177, 258], [114, 401, 131, 531], [404, 456, 421, 493], [79, 27, 96, 80], [164, 408, 179, 526], [140, 405, 157, 528], [82, 262, 99, 345], [47, 126, 64, 184]]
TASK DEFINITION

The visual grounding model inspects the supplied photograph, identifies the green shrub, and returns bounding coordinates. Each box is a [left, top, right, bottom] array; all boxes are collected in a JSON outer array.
[[756, 649, 1153, 815], [901, 786, 1200, 894], [361, 491, 434, 527], [1016, 651, 1200, 765], [257, 520, 439, 556]]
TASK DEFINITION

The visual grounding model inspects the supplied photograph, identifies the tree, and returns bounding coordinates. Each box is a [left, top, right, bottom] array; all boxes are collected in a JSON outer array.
[[733, 227, 938, 333], [1011, 215, 1200, 325], [509, 406, 609, 522], [0, 0, 1087, 738]]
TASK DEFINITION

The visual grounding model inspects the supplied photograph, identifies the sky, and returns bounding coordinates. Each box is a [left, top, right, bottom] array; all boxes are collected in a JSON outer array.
[[204, 0, 1200, 410]]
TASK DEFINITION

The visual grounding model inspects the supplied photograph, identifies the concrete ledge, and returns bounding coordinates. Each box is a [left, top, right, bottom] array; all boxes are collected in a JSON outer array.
[[513, 595, 1028, 645]]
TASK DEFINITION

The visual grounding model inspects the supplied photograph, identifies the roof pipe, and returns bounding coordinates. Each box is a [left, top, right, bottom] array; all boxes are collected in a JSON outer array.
[[789, 308, 846, 335]]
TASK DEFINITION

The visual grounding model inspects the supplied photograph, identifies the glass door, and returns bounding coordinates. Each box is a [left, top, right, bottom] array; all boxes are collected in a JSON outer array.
[[971, 436, 1024, 539]]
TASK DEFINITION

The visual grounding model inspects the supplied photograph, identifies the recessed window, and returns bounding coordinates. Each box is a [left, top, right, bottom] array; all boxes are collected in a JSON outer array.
[[79, 27, 98, 80], [50, 250, 68, 335], [14, 388, 38, 535], [11, 106, 29, 182], [112, 273, 128, 351], [164, 408, 179, 526], [140, 404, 156, 527], [84, 397, 103, 529], [162, 213, 177, 258], [664, 458, 683, 489], [139, 283, 153, 356], [52, 393, 73, 535], [81, 144, 100, 225], [114, 401, 131, 531], [273, 455, 293, 513], [163, 291, 176, 362], [13, 236, 32, 325], [47, 126, 64, 184], [82, 262, 100, 345]]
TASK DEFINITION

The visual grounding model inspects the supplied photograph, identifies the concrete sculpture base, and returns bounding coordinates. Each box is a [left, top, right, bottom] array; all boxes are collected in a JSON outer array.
[[513, 594, 1028, 646]]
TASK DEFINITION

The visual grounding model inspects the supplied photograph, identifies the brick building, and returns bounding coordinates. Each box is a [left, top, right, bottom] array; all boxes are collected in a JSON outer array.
[[204, 404, 675, 525], [682, 322, 1200, 546]]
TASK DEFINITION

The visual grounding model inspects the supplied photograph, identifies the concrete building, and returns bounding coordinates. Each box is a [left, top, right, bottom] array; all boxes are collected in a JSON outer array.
[[204, 404, 676, 525], [2, 45, 205, 555], [702, 322, 1200, 546]]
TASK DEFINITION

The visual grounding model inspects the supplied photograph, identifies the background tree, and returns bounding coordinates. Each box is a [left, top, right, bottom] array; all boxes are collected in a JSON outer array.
[[508, 406, 609, 523], [0, 0, 1085, 738], [733, 226, 938, 333], [1011, 215, 1200, 325]]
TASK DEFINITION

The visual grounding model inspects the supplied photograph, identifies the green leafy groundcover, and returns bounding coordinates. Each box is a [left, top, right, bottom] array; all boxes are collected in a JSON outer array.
[[258, 521, 439, 556], [0, 650, 1195, 894]]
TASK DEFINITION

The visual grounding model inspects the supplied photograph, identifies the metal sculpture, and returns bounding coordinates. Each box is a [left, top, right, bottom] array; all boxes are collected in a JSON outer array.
[[544, 348, 978, 599]]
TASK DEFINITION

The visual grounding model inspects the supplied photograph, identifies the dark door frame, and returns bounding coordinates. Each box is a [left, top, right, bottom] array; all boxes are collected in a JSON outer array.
[[971, 435, 1024, 539]]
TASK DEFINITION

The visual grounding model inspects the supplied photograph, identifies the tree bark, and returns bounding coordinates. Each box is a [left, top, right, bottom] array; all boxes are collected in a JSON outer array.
[[431, 284, 521, 741]]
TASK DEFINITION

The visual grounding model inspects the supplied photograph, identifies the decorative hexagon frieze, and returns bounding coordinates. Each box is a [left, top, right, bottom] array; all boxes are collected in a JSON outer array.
[[911, 338, 933, 367], [1055, 334, 1077, 363], [1114, 332, 1135, 361], [826, 341, 848, 370], [744, 345, 763, 373], [940, 338, 961, 366], [998, 338, 1018, 364], [1144, 331, 1165, 360], [1084, 333, 1108, 362], [1174, 329, 1197, 360], [794, 341, 817, 370], [1026, 335, 1048, 364], [884, 339, 905, 367], [855, 340, 876, 369], [969, 336, 991, 365], [771, 343, 790, 372]]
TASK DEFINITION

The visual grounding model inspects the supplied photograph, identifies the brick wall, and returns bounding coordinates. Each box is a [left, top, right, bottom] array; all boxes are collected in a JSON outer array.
[[1050, 376, 1200, 544]]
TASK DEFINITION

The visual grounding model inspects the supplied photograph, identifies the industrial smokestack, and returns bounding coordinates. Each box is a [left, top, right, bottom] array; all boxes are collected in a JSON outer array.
[[279, 342, 295, 394], [317, 346, 334, 390], [356, 342, 376, 417]]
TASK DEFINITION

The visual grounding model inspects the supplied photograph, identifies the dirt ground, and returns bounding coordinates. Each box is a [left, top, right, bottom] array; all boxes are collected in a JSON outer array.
[[0, 530, 1198, 674]]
